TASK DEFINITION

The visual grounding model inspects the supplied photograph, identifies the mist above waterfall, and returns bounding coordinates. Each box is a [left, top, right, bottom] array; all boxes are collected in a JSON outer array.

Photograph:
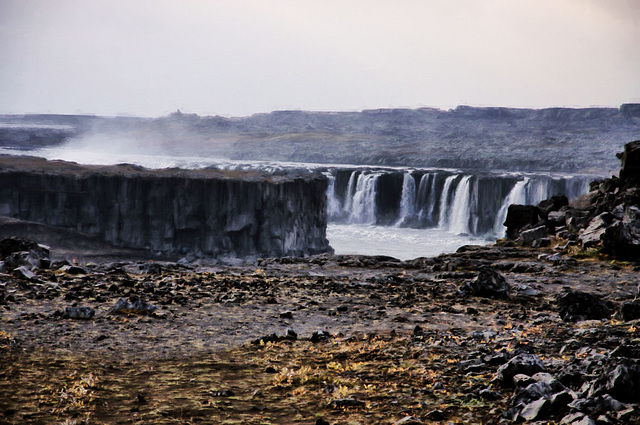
[[5, 105, 639, 175]]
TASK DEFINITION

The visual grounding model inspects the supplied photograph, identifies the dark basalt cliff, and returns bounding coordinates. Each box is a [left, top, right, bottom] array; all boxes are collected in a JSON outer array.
[[0, 156, 331, 258]]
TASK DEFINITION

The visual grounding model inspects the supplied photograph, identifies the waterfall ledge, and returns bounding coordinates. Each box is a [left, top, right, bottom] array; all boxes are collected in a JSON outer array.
[[0, 155, 332, 258]]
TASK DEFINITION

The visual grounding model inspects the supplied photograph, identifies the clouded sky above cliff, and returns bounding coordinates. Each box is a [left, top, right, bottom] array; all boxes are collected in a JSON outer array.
[[1, 0, 639, 117]]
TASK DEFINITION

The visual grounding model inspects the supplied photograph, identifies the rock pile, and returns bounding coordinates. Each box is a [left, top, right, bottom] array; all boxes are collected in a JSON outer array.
[[495, 345, 640, 424], [0, 236, 51, 273], [505, 140, 640, 260]]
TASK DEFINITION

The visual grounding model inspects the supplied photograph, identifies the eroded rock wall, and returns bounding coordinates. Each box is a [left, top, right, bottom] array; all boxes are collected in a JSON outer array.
[[0, 156, 331, 258]]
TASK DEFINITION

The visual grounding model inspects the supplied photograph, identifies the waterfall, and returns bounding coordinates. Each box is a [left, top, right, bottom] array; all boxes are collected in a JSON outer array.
[[346, 172, 381, 224], [343, 171, 358, 214], [438, 175, 458, 229], [563, 176, 591, 200], [395, 172, 416, 226], [493, 178, 529, 238], [416, 173, 437, 226], [526, 178, 550, 205], [324, 173, 342, 219], [326, 168, 594, 238], [448, 175, 473, 235]]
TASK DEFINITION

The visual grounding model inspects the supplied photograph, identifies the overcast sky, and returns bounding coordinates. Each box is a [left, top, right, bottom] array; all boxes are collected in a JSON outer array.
[[1, 0, 639, 117]]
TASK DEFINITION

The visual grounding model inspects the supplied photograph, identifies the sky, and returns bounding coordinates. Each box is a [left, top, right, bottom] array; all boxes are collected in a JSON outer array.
[[1, 0, 639, 117]]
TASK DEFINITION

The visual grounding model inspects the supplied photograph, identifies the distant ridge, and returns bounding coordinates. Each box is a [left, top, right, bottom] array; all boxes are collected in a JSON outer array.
[[2, 104, 640, 173]]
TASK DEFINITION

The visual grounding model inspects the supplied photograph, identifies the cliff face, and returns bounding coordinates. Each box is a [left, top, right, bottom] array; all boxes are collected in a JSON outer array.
[[0, 156, 331, 258]]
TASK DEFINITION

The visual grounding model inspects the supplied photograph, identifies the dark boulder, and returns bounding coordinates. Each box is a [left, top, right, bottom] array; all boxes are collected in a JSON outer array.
[[64, 306, 95, 320], [493, 353, 545, 386], [513, 380, 565, 407], [310, 330, 332, 343], [569, 394, 629, 417], [60, 265, 88, 275], [0, 236, 45, 258], [601, 207, 640, 260], [504, 205, 540, 239], [12, 265, 38, 282], [251, 329, 298, 345], [578, 212, 614, 248], [558, 413, 596, 425], [586, 363, 640, 403], [556, 290, 612, 322], [620, 300, 640, 321], [0, 237, 50, 270], [459, 266, 510, 299], [517, 398, 551, 422], [538, 195, 569, 220], [111, 297, 158, 315], [617, 140, 640, 186], [519, 225, 548, 246]]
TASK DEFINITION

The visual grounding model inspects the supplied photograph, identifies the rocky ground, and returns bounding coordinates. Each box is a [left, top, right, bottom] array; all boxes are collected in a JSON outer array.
[[2, 236, 640, 425]]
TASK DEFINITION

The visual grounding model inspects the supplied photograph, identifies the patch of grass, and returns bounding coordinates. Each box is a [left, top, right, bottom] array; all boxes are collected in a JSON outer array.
[[0, 331, 514, 424]]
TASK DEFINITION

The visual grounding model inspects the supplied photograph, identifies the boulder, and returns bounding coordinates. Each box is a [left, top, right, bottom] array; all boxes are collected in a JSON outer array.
[[513, 380, 565, 407], [601, 207, 640, 260], [0, 236, 47, 258], [578, 213, 613, 248], [568, 191, 599, 210], [538, 195, 569, 219], [587, 363, 640, 403], [493, 354, 545, 386], [559, 413, 596, 425], [547, 210, 567, 226], [620, 301, 640, 321], [504, 205, 540, 239], [566, 209, 593, 232], [60, 265, 88, 275], [550, 390, 575, 411], [0, 237, 50, 270], [532, 237, 551, 248], [617, 140, 640, 186], [519, 225, 548, 246], [111, 297, 158, 315], [64, 306, 95, 320], [569, 394, 628, 418], [459, 266, 510, 299], [12, 265, 38, 282], [556, 290, 612, 322], [518, 398, 551, 422]]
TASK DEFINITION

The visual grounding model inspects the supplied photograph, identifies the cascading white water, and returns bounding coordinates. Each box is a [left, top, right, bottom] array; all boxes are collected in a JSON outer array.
[[347, 172, 381, 224], [343, 171, 358, 214], [526, 178, 551, 205], [492, 177, 529, 238], [395, 172, 416, 226], [324, 173, 342, 219], [448, 175, 473, 235], [416, 173, 436, 225], [438, 175, 458, 229]]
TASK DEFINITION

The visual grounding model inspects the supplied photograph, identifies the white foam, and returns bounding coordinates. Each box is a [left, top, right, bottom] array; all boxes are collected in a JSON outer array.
[[327, 223, 485, 260]]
